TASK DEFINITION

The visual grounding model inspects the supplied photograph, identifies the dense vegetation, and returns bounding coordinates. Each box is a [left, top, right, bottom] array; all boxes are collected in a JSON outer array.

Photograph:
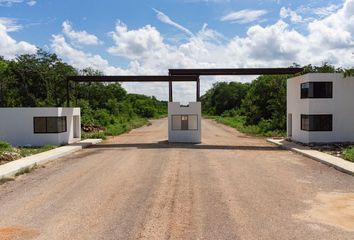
[[0, 50, 167, 139], [1, 49, 353, 140], [202, 63, 349, 137]]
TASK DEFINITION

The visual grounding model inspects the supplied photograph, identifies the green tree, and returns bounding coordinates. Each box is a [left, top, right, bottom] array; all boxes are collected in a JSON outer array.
[[302, 62, 343, 74], [240, 75, 288, 130], [1, 50, 76, 107], [202, 82, 250, 115]]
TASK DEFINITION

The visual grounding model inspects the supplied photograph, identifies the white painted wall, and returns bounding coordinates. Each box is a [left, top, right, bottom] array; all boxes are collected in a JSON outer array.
[[168, 102, 201, 143], [0, 108, 81, 146], [287, 73, 354, 144]]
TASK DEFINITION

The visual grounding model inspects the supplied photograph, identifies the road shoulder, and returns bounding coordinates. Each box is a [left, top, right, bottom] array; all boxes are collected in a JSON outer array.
[[0, 139, 102, 179], [267, 138, 354, 176]]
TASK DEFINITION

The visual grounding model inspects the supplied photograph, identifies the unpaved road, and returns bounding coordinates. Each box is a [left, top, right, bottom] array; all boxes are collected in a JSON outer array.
[[1, 119, 354, 240]]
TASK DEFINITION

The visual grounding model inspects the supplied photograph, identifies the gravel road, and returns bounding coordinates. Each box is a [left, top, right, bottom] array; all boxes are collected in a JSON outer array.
[[0, 118, 354, 240]]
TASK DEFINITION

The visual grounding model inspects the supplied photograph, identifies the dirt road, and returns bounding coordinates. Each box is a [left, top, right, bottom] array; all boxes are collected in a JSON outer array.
[[1, 119, 354, 240]]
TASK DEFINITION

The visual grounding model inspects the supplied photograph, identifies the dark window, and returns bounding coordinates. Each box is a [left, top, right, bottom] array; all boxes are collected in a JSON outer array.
[[301, 82, 333, 99], [34, 117, 67, 134], [33, 118, 47, 133], [171, 115, 198, 130], [301, 114, 332, 131]]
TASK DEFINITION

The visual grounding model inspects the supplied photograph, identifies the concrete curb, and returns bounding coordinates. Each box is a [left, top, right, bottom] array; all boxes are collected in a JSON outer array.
[[0, 139, 102, 179], [267, 138, 354, 176]]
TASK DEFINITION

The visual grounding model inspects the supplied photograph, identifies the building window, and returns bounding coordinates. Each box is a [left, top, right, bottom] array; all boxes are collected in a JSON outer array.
[[172, 115, 198, 130], [301, 82, 333, 99], [34, 117, 67, 134], [301, 114, 332, 131]]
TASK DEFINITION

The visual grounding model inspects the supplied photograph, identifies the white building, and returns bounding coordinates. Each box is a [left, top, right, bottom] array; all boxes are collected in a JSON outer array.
[[168, 102, 201, 143], [287, 73, 354, 144], [0, 108, 81, 146]]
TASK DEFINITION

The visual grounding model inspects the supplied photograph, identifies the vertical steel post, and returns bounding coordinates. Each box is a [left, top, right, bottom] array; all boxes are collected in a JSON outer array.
[[196, 77, 200, 102], [169, 80, 173, 102], [75, 81, 78, 106]]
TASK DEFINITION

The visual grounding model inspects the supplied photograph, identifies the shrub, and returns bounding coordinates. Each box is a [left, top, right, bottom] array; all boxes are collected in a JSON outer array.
[[81, 132, 107, 140], [343, 147, 354, 162], [93, 109, 112, 126], [221, 109, 239, 117], [137, 106, 156, 118], [0, 141, 12, 151], [258, 119, 276, 133]]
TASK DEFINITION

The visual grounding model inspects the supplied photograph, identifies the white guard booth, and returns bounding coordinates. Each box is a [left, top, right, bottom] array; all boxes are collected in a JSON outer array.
[[0, 108, 81, 146], [168, 102, 201, 143]]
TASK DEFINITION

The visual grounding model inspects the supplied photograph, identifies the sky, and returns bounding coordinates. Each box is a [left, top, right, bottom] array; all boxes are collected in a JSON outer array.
[[0, 0, 353, 102]]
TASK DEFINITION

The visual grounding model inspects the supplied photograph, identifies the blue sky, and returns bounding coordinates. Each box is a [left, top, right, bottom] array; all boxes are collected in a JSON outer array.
[[0, 0, 353, 102]]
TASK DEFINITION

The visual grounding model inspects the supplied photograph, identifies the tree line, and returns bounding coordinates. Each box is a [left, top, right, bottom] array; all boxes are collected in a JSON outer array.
[[202, 63, 352, 135], [1, 50, 352, 137], [0, 50, 167, 137]]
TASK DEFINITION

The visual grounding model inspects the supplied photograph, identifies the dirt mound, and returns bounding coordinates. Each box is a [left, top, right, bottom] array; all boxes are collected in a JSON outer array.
[[0, 151, 21, 163], [81, 124, 105, 133]]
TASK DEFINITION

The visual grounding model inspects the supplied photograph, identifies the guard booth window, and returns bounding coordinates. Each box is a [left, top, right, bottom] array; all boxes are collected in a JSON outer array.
[[172, 115, 198, 130], [34, 117, 67, 134]]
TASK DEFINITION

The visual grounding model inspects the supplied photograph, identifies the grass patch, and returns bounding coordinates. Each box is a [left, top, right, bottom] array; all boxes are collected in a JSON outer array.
[[15, 164, 38, 177], [82, 132, 107, 140], [17, 145, 56, 157], [82, 117, 148, 139], [0, 141, 12, 151], [0, 164, 39, 185], [105, 117, 148, 136], [1, 142, 56, 166], [0, 177, 14, 185], [210, 116, 286, 137], [342, 146, 354, 162]]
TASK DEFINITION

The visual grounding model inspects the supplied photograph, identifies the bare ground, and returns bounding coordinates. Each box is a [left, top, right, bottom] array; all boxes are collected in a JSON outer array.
[[0, 118, 354, 240]]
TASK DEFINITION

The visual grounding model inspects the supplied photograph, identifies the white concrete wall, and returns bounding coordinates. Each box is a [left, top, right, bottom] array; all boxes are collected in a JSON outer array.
[[0, 108, 81, 146], [287, 73, 354, 144], [168, 102, 201, 143]]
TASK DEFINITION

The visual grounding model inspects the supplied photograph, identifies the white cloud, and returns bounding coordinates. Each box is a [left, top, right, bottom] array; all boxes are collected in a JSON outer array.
[[107, 21, 166, 60], [299, 3, 342, 18], [0, 0, 36, 6], [51, 34, 122, 75], [0, 0, 22, 6], [280, 7, 303, 23], [0, 22, 37, 59], [51, 33, 174, 100], [221, 9, 268, 23], [0, 18, 22, 32], [51, 0, 354, 102], [186, 0, 231, 2], [27, 0, 36, 6], [153, 8, 194, 36], [62, 21, 102, 46]]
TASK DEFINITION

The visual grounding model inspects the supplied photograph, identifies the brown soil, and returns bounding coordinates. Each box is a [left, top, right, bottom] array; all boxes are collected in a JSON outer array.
[[295, 192, 354, 232], [0, 225, 39, 240], [0, 119, 354, 239]]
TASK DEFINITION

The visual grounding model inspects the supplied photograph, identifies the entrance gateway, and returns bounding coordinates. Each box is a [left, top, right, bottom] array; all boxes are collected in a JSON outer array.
[[67, 68, 303, 144]]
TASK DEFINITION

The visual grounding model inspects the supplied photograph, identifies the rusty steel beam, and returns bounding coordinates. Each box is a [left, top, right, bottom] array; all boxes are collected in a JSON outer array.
[[67, 75, 199, 83]]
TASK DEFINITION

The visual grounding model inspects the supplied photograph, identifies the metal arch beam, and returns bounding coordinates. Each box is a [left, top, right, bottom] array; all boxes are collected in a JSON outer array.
[[67, 75, 199, 83], [66, 75, 200, 106]]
